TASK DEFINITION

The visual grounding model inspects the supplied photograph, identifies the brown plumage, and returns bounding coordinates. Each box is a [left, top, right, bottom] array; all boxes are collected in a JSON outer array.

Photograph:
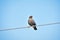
[[28, 16, 37, 30]]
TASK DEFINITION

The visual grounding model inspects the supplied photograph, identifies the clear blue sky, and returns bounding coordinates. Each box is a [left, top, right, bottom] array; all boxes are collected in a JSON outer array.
[[0, 0, 60, 40]]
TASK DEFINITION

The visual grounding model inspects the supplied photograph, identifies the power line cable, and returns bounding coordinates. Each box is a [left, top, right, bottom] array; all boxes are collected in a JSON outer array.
[[0, 22, 60, 31]]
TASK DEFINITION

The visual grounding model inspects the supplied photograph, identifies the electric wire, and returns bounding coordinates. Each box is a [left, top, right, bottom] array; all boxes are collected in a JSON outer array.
[[0, 22, 60, 31]]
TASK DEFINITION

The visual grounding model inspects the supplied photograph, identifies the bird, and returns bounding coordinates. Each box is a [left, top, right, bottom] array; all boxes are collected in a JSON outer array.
[[28, 16, 37, 30]]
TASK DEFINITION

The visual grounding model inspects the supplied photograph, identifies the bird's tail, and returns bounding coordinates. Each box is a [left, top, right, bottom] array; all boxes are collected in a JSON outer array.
[[33, 25, 37, 30]]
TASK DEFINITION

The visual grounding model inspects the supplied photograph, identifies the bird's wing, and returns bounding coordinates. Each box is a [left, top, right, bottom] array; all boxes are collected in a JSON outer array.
[[28, 19, 36, 26]]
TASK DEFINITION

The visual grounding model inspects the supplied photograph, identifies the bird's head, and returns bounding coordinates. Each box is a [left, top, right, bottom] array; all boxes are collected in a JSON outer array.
[[29, 16, 33, 18]]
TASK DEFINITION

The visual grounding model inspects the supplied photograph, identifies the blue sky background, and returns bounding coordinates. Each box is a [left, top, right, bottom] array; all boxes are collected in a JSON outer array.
[[0, 0, 60, 40]]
